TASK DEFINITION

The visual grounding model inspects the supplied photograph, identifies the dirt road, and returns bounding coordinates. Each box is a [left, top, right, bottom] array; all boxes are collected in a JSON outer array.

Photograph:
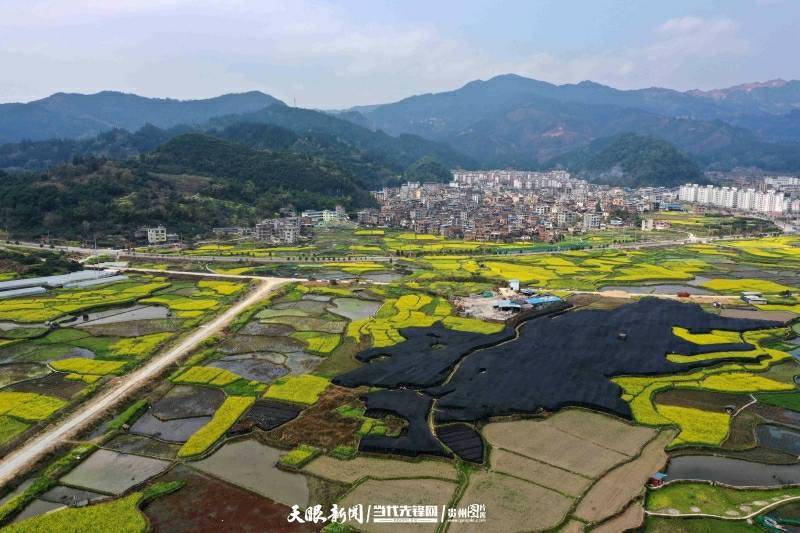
[[0, 277, 291, 489], [581, 289, 740, 304]]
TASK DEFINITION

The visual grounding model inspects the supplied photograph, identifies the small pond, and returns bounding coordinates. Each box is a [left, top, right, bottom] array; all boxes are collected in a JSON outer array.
[[361, 272, 403, 283], [70, 305, 170, 326], [328, 297, 382, 320], [758, 424, 800, 455], [666, 455, 800, 487]]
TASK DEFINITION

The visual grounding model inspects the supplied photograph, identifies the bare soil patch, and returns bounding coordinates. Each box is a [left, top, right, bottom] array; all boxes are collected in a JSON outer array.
[[303, 455, 457, 485], [490, 448, 590, 498], [145, 465, 321, 533], [720, 308, 797, 321], [483, 419, 629, 478], [574, 430, 674, 523], [546, 409, 655, 456], [266, 385, 366, 449], [655, 389, 752, 413], [339, 478, 457, 533], [451, 471, 572, 533], [559, 520, 585, 532], [6, 372, 85, 400], [592, 502, 645, 533], [192, 439, 309, 507]]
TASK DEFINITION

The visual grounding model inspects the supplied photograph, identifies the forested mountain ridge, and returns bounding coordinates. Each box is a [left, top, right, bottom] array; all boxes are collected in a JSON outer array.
[[0, 104, 475, 185], [0, 90, 282, 144], [349, 74, 800, 172], [208, 104, 475, 174], [3, 78, 800, 191]]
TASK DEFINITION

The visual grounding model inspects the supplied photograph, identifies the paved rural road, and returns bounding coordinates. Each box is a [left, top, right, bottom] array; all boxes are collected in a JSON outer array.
[[0, 277, 291, 489], [114, 266, 298, 281], [574, 289, 741, 303]]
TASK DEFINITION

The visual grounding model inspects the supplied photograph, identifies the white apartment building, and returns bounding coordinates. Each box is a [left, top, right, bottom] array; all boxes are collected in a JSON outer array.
[[678, 183, 786, 214], [146, 226, 167, 244], [255, 217, 302, 244], [736, 188, 756, 211], [678, 184, 698, 202], [583, 212, 602, 229], [300, 205, 348, 225], [765, 176, 800, 188]]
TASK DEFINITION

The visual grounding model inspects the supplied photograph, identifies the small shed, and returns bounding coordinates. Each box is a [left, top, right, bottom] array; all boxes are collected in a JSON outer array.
[[508, 279, 520, 292], [741, 292, 767, 305], [526, 295, 562, 308], [493, 299, 522, 312]]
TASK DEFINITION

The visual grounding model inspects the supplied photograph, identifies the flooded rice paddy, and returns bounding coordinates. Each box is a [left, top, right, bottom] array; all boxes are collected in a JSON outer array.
[[666, 455, 800, 487]]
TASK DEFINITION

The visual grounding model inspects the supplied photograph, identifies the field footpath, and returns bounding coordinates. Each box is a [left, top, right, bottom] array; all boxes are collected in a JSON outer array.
[[0, 277, 292, 489], [113, 266, 305, 281], [645, 494, 800, 521]]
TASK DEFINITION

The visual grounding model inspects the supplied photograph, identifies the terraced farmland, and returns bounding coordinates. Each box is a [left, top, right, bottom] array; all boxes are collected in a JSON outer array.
[[5, 234, 800, 532]]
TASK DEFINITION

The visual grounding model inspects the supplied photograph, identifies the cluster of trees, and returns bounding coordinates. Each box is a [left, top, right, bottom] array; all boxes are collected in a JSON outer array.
[[0, 248, 80, 277]]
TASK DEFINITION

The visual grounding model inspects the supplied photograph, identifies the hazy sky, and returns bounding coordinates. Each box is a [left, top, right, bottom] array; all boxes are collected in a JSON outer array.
[[2, 0, 798, 108]]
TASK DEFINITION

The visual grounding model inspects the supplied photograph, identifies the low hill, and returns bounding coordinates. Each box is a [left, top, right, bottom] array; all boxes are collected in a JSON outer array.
[[0, 132, 379, 241], [144, 133, 375, 207], [549, 133, 704, 188]]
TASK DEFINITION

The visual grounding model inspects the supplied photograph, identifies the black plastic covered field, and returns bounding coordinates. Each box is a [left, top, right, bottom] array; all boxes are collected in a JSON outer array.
[[335, 323, 511, 388], [243, 399, 304, 431], [435, 424, 484, 463], [358, 390, 449, 458], [338, 298, 783, 456]]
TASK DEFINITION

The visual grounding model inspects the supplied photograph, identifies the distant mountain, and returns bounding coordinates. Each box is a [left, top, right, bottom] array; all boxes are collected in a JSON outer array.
[[209, 104, 475, 174], [729, 110, 800, 143], [349, 74, 800, 172], [0, 91, 282, 144], [4, 79, 800, 187], [687, 79, 800, 115], [549, 133, 704, 188]]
